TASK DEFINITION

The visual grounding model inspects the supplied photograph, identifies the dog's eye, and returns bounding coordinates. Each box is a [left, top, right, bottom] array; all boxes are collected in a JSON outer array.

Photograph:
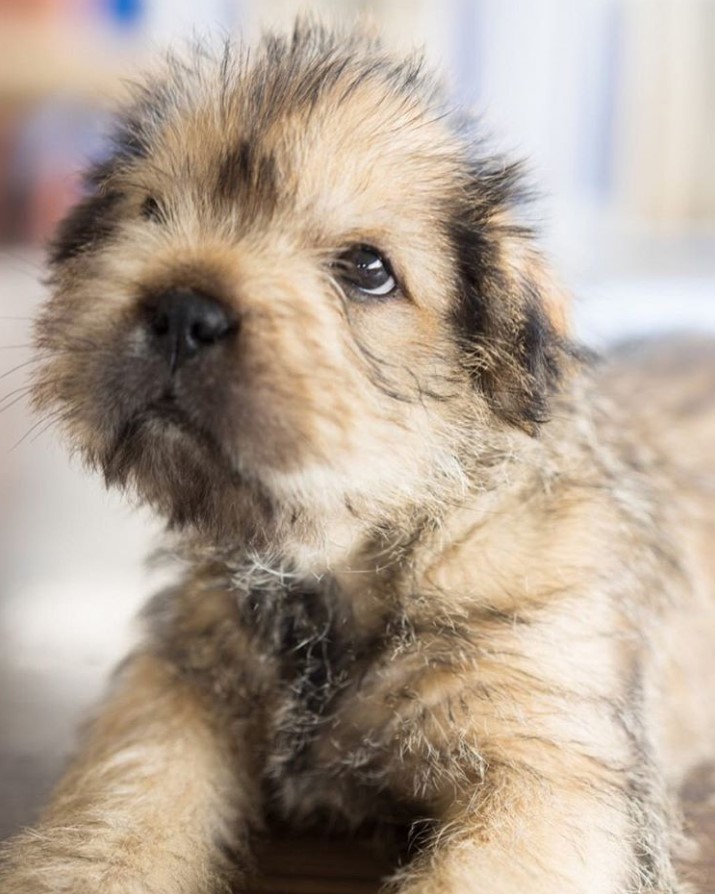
[[335, 246, 397, 298], [141, 196, 163, 222]]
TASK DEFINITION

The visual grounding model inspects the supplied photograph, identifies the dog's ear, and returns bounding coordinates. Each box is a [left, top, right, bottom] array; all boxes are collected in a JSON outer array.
[[49, 71, 171, 269], [450, 164, 573, 433], [49, 189, 125, 266]]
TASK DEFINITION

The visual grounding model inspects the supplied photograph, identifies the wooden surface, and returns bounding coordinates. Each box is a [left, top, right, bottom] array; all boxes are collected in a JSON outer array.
[[248, 835, 394, 894]]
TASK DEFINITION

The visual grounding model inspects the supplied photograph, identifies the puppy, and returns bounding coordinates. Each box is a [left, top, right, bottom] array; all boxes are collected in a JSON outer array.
[[1, 21, 714, 894]]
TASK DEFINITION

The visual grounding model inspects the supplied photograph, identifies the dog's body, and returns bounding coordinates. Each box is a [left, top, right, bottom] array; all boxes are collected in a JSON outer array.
[[1, 24, 714, 894]]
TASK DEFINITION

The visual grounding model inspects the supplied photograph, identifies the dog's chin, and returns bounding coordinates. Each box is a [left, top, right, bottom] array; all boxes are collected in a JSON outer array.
[[95, 402, 348, 554], [98, 402, 255, 539], [104, 401, 224, 479]]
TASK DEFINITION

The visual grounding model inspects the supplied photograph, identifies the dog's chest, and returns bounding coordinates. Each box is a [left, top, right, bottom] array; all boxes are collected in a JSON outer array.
[[273, 585, 358, 724], [240, 582, 357, 712], [238, 581, 403, 820]]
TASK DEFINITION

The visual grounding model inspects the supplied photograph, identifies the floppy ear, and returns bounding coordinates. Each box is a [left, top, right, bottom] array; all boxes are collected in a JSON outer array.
[[49, 72, 167, 269], [450, 166, 574, 433], [49, 189, 125, 266]]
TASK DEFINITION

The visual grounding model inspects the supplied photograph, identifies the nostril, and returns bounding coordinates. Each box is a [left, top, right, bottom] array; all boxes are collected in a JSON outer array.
[[152, 310, 170, 337], [145, 288, 237, 372]]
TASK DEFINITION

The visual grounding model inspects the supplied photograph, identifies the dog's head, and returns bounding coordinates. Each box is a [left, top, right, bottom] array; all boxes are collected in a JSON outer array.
[[34, 23, 574, 559]]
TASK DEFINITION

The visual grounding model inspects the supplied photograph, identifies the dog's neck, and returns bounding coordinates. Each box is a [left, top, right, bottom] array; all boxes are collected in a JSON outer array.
[[188, 451, 555, 640], [177, 389, 587, 641]]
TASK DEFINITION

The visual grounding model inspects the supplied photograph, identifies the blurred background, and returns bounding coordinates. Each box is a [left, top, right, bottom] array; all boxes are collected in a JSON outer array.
[[0, 0, 714, 843]]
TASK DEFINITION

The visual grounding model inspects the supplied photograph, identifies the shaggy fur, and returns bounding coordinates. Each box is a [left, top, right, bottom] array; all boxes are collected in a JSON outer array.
[[1, 21, 714, 894]]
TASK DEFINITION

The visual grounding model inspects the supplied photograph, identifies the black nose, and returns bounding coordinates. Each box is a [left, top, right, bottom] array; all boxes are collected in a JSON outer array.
[[147, 288, 237, 372]]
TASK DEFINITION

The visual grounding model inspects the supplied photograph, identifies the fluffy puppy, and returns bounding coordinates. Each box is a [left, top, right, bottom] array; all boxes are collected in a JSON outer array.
[[1, 21, 715, 894]]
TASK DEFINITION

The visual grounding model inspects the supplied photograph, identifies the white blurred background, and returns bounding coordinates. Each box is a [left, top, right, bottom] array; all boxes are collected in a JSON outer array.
[[0, 0, 714, 839]]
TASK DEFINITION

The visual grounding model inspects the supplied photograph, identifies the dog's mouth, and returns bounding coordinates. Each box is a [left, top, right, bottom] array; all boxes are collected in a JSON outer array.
[[95, 386, 271, 538], [146, 393, 203, 433], [102, 390, 237, 491]]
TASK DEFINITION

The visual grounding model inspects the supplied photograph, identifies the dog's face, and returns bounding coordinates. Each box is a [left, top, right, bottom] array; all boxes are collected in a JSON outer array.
[[33, 25, 570, 555]]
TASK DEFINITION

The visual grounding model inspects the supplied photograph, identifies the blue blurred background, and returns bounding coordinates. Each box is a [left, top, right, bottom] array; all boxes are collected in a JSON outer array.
[[0, 0, 714, 838]]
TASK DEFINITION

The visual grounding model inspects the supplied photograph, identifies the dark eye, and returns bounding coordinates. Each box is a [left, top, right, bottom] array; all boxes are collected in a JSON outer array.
[[141, 196, 162, 222], [335, 245, 397, 298]]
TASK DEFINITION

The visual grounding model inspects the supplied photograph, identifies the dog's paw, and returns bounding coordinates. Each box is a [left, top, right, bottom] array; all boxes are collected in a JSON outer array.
[[0, 861, 144, 894], [0, 829, 133, 894], [0, 825, 228, 894]]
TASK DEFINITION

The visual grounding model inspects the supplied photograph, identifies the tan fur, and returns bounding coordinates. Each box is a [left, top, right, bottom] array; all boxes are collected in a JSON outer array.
[[1, 22, 714, 894]]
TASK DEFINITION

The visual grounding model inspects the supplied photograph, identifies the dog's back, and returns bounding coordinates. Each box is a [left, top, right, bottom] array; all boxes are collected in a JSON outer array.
[[600, 336, 715, 781], [602, 336, 715, 475]]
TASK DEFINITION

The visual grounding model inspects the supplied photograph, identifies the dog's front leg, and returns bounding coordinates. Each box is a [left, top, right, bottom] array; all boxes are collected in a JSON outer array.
[[0, 649, 262, 894], [374, 649, 680, 893], [389, 762, 668, 894]]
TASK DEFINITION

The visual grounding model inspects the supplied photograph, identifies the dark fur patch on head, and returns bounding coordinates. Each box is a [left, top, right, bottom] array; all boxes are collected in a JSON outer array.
[[216, 140, 279, 214], [519, 295, 564, 423], [109, 75, 177, 163], [82, 78, 174, 195], [140, 195, 163, 223], [49, 190, 124, 265], [105, 113, 152, 167], [49, 87, 166, 266], [451, 258, 565, 429], [448, 162, 568, 431]]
